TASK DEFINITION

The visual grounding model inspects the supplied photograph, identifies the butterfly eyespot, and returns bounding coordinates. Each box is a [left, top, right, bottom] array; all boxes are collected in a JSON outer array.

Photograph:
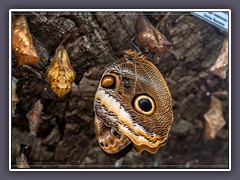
[[111, 128, 119, 136], [139, 98, 152, 111], [101, 75, 116, 89], [133, 95, 155, 116]]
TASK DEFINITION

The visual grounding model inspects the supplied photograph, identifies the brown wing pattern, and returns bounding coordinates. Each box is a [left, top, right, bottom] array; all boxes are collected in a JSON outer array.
[[94, 50, 174, 157]]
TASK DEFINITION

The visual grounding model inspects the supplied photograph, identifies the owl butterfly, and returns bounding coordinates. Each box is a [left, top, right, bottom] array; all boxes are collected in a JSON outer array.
[[134, 15, 172, 57], [12, 15, 40, 65], [45, 46, 76, 97], [94, 50, 174, 159]]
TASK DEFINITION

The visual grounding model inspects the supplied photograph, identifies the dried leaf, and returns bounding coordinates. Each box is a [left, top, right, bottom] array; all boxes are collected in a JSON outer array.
[[16, 153, 30, 168], [26, 99, 43, 136], [204, 96, 226, 140], [12, 78, 19, 116], [46, 47, 76, 97], [12, 15, 39, 65], [135, 15, 172, 57], [210, 38, 228, 79]]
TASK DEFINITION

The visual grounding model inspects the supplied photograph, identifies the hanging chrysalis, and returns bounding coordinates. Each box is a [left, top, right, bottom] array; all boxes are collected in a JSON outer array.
[[134, 15, 172, 57], [12, 15, 40, 65], [46, 46, 76, 97]]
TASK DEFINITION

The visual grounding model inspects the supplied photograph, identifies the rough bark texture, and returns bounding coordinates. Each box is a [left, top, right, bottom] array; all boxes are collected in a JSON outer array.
[[11, 12, 229, 169]]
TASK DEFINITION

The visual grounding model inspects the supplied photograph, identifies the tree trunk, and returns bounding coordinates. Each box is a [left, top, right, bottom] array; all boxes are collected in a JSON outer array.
[[11, 11, 228, 168]]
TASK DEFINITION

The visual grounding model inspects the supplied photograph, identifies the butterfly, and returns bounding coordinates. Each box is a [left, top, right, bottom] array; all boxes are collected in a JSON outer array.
[[94, 50, 173, 159]]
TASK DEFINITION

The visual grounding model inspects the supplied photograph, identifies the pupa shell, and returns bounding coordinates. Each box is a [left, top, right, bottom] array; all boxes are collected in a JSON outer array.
[[12, 15, 40, 65]]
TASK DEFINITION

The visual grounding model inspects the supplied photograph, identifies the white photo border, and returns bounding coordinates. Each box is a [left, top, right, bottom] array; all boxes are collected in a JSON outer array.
[[9, 9, 231, 171]]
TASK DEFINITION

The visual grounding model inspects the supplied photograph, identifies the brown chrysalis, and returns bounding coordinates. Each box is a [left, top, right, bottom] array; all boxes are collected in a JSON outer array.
[[135, 15, 172, 57], [12, 15, 40, 65], [45, 46, 76, 97]]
